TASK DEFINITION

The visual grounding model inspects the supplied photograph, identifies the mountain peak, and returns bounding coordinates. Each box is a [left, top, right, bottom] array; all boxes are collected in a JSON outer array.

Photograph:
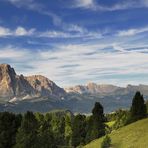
[[0, 64, 66, 101], [65, 82, 120, 94], [0, 64, 16, 75]]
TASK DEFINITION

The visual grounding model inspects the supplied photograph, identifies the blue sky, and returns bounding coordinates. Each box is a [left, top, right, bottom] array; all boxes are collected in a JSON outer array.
[[0, 0, 148, 87]]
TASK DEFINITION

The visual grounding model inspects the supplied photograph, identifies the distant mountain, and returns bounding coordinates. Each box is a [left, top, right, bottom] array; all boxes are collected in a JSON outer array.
[[65, 82, 148, 96], [0, 64, 148, 113], [0, 64, 66, 102], [64, 83, 148, 113], [65, 82, 121, 94]]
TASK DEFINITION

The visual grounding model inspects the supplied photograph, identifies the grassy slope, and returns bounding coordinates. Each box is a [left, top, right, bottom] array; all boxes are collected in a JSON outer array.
[[105, 121, 115, 127], [84, 118, 148, 148]]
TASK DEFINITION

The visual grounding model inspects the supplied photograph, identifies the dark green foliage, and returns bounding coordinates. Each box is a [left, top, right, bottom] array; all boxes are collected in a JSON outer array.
[[105, 112, 118, 122], [64, 114, 72, 146], [101, 135, 111, 148], [0, 112, 22, 148], [146, 100, 148, 114], [72, 114, 86, 147], [50, 114, 65, 146], [38, 119, 55, 148], [130, 91, 147, 122], [113, 109, 130, 129], [15, 111, 39, 148], [86, 102, 105, 143]]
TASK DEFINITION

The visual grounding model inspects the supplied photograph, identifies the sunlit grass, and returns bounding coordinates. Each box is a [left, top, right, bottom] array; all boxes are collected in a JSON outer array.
[[84, 118, 148, 148]]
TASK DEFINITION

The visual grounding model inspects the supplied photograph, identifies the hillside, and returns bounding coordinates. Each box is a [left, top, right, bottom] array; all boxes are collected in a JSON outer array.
[[84, 118, 148, 148]]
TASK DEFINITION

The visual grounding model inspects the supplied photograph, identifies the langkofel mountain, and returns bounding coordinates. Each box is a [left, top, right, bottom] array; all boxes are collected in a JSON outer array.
[[0, 64, 148, 113], [0, 64, 66, 102]]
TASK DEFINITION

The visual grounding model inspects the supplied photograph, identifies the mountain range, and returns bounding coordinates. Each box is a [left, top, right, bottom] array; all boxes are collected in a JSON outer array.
[[0, 64, 148, 113]]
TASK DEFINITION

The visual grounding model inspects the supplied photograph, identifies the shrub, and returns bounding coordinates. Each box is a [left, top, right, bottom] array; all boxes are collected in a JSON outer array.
[[101, 135, 111, 148]]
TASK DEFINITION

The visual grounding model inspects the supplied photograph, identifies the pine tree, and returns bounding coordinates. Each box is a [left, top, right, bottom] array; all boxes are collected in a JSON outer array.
[[85, 102, 105, 143], [0, 112, 22, 148], [130, 91, 147, 122], [72, 114, 86, 147], [15, 111, 39, 148]]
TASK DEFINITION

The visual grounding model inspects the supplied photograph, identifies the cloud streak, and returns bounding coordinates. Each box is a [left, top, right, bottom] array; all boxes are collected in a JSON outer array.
[[0, 38, 148, 87], [0, 25, 102, 40], [73, 0, 148, 11], [117, 26, 148, 37]]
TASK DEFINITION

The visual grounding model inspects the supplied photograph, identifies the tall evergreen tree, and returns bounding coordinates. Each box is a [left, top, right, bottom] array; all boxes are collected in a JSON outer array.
[[0, 112, 22, 148], [15, 111, 39, 148], [72, 114, 86, 147], [86, 102, 105, 143], [38, 119, 55, 148], [130, 91, 147, 121]]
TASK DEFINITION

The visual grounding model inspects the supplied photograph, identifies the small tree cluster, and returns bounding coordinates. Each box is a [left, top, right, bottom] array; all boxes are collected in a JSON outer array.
[[101, 135, 111, 148]]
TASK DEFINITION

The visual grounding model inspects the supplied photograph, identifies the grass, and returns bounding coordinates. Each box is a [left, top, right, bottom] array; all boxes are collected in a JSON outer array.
[[84, 118, 148, 148], [105, 121, 115, 127]]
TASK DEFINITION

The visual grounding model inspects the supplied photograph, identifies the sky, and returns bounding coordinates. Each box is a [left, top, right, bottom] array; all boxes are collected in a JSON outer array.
[[0, 0, 148, 87]]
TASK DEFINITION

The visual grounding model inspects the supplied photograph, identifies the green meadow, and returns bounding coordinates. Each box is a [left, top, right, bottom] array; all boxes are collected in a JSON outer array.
[[84, 118, 148, 148]]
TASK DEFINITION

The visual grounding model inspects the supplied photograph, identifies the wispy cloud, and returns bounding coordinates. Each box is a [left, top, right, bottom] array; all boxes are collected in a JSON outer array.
[[0, 25, 102, 39], [5, 0, 92, 33], [0, 26, 35, 37], [117, 26, 148, 37], [73, 0, 148, 11], [5, 0, 62, 26], [0, 38, 148, 87], [0, 45, 29, 59]]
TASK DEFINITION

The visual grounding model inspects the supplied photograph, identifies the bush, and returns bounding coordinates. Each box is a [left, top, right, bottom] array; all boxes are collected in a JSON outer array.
[[101, 135, 111, 148]]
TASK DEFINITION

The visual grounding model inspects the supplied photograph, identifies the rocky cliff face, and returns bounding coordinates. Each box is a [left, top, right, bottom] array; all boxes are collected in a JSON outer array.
[[25, 75, 66, 98], [0, 64, 66, 102]]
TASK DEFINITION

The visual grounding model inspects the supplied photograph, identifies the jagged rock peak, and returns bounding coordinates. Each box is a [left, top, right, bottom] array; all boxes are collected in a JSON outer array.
[[0, 64, 16, 76], [0, 64, 66, 101]]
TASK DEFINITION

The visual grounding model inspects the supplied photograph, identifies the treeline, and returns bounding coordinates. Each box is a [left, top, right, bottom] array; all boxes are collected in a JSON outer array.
[[0, 102, 105, 148], [0, 91, 148, 148]]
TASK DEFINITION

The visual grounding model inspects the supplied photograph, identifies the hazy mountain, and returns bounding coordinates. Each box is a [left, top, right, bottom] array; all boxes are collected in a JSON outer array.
[[64, 83, 148, 113], [65, 82, 121, 94]]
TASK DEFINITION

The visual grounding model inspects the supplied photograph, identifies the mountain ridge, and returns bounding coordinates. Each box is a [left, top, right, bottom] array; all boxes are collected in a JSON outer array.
[[0, 64, 148, 113]]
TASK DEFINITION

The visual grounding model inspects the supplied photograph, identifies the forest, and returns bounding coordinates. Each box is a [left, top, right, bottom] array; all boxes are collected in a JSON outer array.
[[0, 91, 148, 148]]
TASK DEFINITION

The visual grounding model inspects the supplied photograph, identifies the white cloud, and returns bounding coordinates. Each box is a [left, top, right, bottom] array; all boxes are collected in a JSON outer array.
[[73, 0, 148, 11], [74, 0, 95, 9], [66, 24, 86, 33], [0, 26, 35, 37], [15, 26, 35, 36], [0, 25, 102, 39], [0, 46, 29, 59], [117, 27, 148, 37], [1, 39, 148, 87], [40, 31, 71, 38], [39, 29, 102, 39], [0, 26, 11, 36]]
